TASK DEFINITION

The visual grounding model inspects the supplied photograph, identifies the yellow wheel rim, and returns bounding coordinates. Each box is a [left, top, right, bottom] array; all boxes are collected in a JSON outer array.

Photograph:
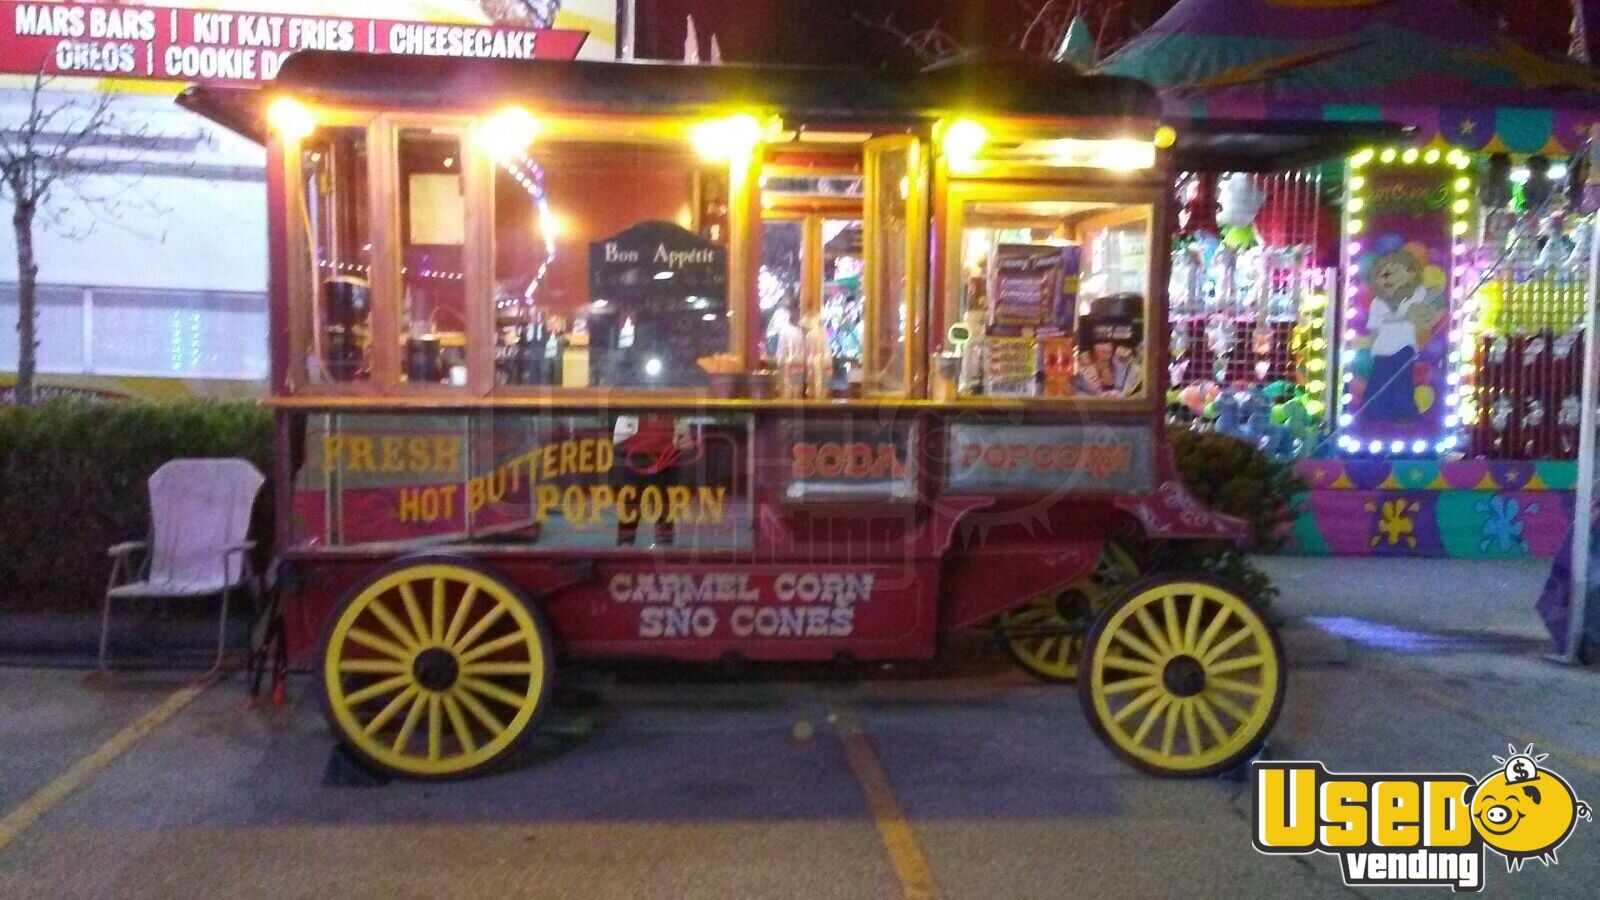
[[1000, 543, 1139, 682], [323, 563, 548, 777], [1086, 580, 1279, 773]]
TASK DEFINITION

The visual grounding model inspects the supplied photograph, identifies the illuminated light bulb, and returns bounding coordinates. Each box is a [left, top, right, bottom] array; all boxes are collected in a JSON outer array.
[[1452, 198, 1470, 215], [1368, 440, 1383, 454], [1339, 413, 1354, 427], [1425, 148, 1441, 164], [1551, 163, 1569, 180], [1510, 167, 1530, 184], [644, 357, 664, 378], [1454, 176, 1471, 192], [1453, 154, 1471, 170], [690, 113, 767, 161], [1348, 197, 1365, 213], [479, 106, 542, 160], [1391, 440, 1406, 453], [1402, 148, 1419, 164], [267, 97, 315, 140], [1380, 148, 1398, 163], [942, 119, 989, 169], [1154, 125, 1178, 149], [1347, 241, 1363, 256], [1349, 175, 1366, 190], [1452, 220, 1469, 237], [1351, 148, 1375, 168], [1348, 219, 1365, 235], [1412, 439, 1428, 453]]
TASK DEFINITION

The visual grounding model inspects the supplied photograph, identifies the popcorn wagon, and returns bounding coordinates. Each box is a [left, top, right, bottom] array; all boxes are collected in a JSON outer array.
[[180, 50, 1285, 779]]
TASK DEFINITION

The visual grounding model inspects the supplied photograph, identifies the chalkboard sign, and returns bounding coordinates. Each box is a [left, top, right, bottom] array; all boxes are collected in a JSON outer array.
[[588, 221, 729, 387]]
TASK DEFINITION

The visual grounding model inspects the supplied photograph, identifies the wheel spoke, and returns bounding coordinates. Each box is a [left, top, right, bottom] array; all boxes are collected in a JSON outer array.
[[452, 603, 508, 654], [458, 630, 528, 665], [453, 686, 508, 738], [1056, 636, 1074, 670], [427, 694, 443, 762], [1182, 699, 1202, 756], [431, 578, 446, 644], [1111, 628, 1165, 664], [1192, 605, 1234, 659], [338, 658, 407, 675], [343, 673, 411, 706], [459, 675, 531, 710], [1133, 607, 1171, 656], [397, 582, 431, 649], [1100, 654, 1157, 675], [1192, 694, 1229, 745], [1101, 674, 1157, 695], [443, 694, 477, 754], [1034, 636, 1058, 661], [367, 598, 420, 652], [1205, 688, 1253, 723], [392, 691, 429, 753], [444, 584, 479, 647], [1208, 676, 1265, 697], [1182, 593, 1204, 653], [1112, 686, 1164, 724], [363, 684, 419, 736], [1202, 626, 1256, 667], [1160, 699, 1181, 757], [1208, 654, 1265, 676], [1006, 607, 1054, 626], [1130, 694, 1173, 745], [462, 661, 539, 677], [345, 627, 411, 661], [1162, 595, 1183, 657]]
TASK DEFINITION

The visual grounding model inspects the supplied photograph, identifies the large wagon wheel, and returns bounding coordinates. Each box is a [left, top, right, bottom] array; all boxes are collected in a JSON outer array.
[[997, 542, 1140, 682], [319, 556, 553, 779], [1079, 575, 1283, 777]]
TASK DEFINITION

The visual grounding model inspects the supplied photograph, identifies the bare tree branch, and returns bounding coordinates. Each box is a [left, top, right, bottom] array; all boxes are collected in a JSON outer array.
[[2, 66, 168, 404]]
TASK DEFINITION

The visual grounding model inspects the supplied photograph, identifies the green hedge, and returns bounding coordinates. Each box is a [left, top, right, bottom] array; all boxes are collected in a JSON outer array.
[[1144, 429, 1308, 605], [0, 400, 272, 612]]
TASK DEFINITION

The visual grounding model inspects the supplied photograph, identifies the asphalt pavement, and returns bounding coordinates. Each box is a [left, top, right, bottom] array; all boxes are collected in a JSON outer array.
[[0, 555, 1596, 899]]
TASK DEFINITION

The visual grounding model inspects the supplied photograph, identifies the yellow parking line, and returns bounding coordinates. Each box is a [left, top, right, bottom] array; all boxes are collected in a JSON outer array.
[[829, 706, 937, 900], [1381, 667, 1600, 776], [0, 677, 212, 853]]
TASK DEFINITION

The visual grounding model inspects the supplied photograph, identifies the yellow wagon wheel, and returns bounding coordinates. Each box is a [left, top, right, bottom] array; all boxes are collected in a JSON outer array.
[[1078, 575, 1283, 777], [320, 556, 553, 779], [998, 542, 1140, 682]]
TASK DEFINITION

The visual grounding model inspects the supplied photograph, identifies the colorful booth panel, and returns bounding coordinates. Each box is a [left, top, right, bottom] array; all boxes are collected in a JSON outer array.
[[1286, 459, 1575, 558]]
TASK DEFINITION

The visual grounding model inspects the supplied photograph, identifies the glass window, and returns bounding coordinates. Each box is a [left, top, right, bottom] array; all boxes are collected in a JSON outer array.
[[948, 194, 1152, 400], [488, 140, 731, 389], [298, 126, 372, 385], [820, 218, 864, 374], [397, 126, 468, 386], [758, 218, 804, 359], [864, 139, 921, 394]]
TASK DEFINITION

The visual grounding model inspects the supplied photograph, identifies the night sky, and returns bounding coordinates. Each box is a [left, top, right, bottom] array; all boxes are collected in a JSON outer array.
[[633, 0, 1587, 67]]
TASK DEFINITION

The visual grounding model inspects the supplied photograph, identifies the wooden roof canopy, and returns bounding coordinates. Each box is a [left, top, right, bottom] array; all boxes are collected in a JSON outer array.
[[177, 49, 1163, 142]]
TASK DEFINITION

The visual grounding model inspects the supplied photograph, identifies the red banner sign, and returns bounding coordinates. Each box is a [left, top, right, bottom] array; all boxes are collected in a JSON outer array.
[[1, 1, 589, 84]]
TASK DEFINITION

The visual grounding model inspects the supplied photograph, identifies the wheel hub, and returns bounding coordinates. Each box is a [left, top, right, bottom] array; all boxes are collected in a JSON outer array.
[[1162, 655, 1206, 698], [412, 647, 460, 692]]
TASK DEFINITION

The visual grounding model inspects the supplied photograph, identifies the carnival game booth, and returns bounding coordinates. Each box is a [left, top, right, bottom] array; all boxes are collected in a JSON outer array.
[[1101, 0, 1600, 560], [180, 51, 1294, 779]]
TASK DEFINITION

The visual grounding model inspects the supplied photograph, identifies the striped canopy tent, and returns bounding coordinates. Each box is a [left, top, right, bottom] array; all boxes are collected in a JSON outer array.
[[1099, 0, 1600, 155]]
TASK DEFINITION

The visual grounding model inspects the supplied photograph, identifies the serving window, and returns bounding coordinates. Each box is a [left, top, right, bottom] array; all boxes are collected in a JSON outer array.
[[758, 164, 865, 396], [280, 108, 744, 397], [940, 184, 1156, 402]]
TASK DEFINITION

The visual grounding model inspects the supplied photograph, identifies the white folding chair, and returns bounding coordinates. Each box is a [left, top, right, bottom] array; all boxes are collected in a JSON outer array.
[[100, 458, 266, 673]]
